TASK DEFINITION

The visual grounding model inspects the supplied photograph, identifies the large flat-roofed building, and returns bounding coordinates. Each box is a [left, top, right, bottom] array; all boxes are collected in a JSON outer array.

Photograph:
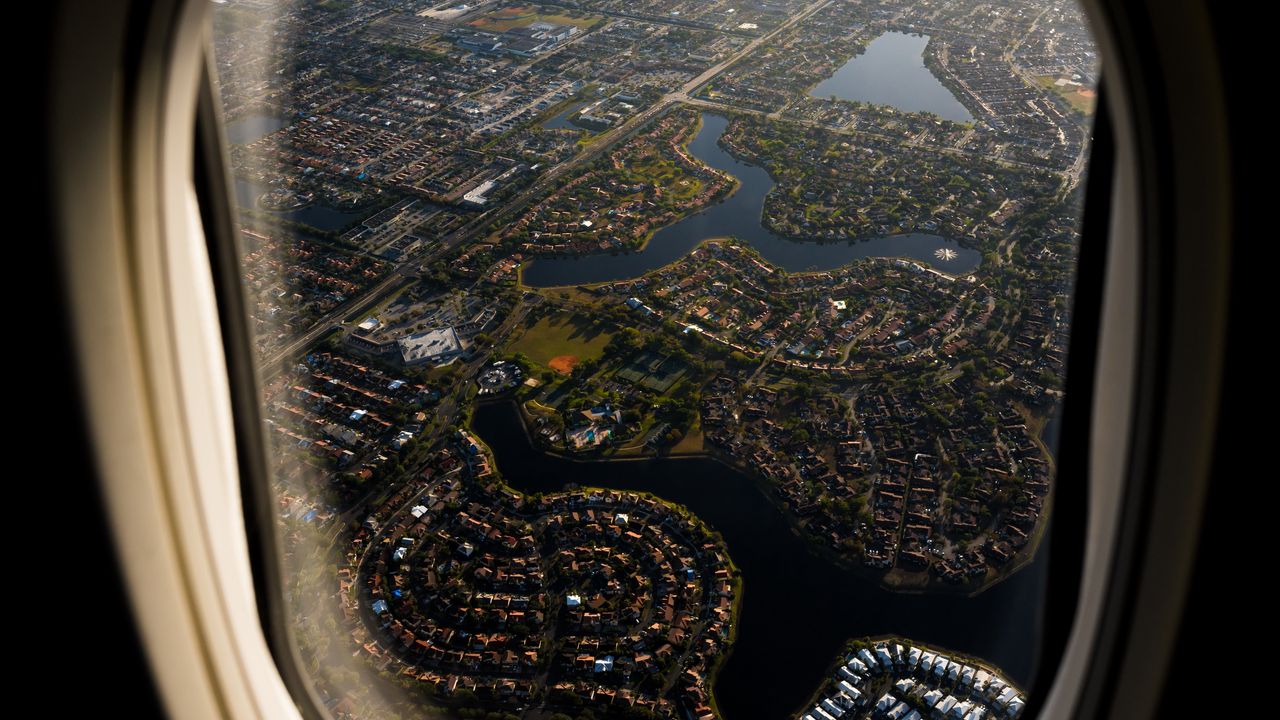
[[527, 22, 577, 42], [454, 30, 505, 54], [399, 327, 466, 366], [454, 22, 579, 58], [346, 332, 398, 356], [462, 179, 497, 208]]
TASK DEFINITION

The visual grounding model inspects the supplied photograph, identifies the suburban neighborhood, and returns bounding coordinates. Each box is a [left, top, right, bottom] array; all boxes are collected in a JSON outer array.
[[212, 0, 1095, 717], [796, 638, 1026, 720]]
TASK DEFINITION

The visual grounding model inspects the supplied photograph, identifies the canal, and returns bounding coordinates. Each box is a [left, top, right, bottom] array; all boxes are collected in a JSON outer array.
[[810, 31, 974, 123], [520, 113, 981, 288], [472, 402, 1047, 720]]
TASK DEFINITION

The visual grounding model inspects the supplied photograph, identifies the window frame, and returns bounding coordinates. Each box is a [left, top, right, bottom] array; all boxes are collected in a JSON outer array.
[[46, 0, 1233, 718]]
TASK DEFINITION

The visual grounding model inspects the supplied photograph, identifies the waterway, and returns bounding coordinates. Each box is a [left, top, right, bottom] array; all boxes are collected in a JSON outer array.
[[810, 31, 974, 123], [472, 402, 1048, 720], [520, 114, 980, 288]]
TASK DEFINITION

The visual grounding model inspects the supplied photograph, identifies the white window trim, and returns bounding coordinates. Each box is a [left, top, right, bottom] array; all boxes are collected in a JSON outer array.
[[52, 2, 301, 719], [50, 1, 1230, 719]]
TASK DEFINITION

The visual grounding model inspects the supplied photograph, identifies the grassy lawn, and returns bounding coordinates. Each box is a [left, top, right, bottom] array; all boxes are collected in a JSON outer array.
[[576, 130, 613, 149], [508, 313, 614, 373], [1036, 75, 1096, 114], [523, 398, 559, 417], [467, 6, 601, 32], [625, 157, 705, 203], [419, 362, 463, 383], [527, 284, 608, 306], [670, 419, 705, 454]]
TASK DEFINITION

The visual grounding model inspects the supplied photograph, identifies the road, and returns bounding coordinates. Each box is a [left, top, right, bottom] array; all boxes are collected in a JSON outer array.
[[999, 3, 1092, 196], [276, 0, 844, 602], [263, 0, 1074, 387], [260, 0, 834, 378]]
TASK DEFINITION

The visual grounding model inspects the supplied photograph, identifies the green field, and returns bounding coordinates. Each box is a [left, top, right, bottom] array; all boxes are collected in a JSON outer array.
[[467, 6, 601, 32], [670, 419, 705, 454], [508, 313, 613, 373], [1036, 75, 1096, 114], [624, 157, 705, 204]]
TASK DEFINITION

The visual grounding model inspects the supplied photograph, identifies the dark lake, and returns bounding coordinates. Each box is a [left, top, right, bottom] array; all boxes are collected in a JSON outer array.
[[472, 402, 1047, 720], [234, 177, 369, 233], [224, 112, 290, 145], [810, 31, 974, 123], [521, 114, 980, 288]]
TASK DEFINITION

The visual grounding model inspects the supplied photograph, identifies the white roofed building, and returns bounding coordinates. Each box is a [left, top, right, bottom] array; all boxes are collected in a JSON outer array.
[[800, 640, 1024, 720], [996, 687, 1016, 707], [399, 326, 466, 366], [820, 698, 844, 717], [876, 646, 894, 667]]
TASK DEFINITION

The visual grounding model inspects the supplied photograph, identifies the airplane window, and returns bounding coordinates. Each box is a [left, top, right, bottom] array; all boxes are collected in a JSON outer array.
[[208, 1, 1098, 718]]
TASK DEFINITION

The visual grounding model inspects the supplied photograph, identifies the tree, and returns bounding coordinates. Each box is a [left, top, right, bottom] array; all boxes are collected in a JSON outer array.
[[607, 327, 643, 356]]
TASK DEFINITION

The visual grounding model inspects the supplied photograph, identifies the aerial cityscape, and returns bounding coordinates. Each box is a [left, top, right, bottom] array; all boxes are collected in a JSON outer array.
[[212, 0, 1096, 718]]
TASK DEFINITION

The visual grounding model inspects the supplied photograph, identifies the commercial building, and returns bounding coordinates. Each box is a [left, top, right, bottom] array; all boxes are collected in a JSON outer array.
[[399, 326, 467, 365]]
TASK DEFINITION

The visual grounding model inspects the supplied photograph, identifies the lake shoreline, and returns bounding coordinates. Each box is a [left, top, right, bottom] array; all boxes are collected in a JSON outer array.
[[470, 400, 1047, 720]]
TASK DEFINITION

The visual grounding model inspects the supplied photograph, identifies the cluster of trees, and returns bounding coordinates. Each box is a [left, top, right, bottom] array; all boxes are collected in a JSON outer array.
[[819, 494, 866, 523]]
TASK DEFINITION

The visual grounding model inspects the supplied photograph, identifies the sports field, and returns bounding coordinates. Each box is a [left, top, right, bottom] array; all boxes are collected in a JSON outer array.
[[509, 313, 613, 374], [467, 5, 600, 32], [1036, 75, 1096, 114], [615, 351, 689, 392]]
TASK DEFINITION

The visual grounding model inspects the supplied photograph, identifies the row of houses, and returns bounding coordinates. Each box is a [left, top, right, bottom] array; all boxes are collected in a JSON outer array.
[[344, 433, 738, 719], [799, 640, 1025, 720]]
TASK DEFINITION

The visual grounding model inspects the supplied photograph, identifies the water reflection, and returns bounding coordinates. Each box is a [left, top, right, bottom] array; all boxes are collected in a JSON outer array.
[[810, 32, 974, 123], [472, 402, 1045, 720], [522, 114, 980, 288]]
